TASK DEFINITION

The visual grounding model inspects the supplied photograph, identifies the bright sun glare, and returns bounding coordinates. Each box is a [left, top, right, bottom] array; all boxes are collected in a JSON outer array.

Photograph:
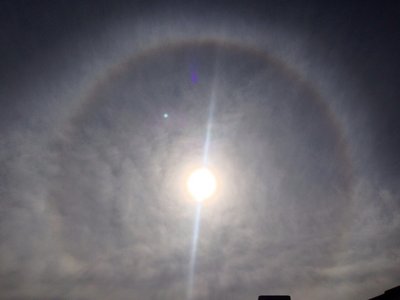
[[187, 167, 217, 202]]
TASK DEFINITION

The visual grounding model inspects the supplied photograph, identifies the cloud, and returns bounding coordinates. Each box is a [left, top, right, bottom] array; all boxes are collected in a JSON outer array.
[[1, 3, 399, 300]]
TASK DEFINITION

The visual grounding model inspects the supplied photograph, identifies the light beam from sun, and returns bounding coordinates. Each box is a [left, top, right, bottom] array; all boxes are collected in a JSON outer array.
[[186, 72, 218, 300]]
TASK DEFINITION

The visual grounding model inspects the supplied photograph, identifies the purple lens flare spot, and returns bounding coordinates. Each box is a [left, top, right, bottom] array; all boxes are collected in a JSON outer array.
[[191, 70, 198, 84]]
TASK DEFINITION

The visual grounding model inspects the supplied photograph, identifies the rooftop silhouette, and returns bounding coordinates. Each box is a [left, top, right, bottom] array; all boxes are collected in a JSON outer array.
[[258, 296, 291, 300], [369, 285, 400, 300], [258, 285, 400, 300]]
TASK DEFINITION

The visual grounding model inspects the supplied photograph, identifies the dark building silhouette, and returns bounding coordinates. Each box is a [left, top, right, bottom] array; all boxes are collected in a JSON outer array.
[[258, 285, 400, 300], [369, 286, 400, 300], [258, 296, 291, 300]]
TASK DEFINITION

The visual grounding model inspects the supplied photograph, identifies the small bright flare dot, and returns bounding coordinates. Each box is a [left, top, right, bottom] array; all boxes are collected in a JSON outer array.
[[187, 167, 217, 201], [163, 113, 169, 118]]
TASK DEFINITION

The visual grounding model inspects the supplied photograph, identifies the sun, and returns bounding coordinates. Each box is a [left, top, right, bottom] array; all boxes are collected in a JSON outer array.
[[186, 167, 217, 202]]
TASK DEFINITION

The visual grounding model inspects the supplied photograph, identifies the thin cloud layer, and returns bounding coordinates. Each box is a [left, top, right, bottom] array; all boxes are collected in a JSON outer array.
[[0, 2, 399, 300]]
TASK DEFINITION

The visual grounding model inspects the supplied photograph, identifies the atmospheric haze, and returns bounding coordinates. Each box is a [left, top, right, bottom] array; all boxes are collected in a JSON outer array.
[[0, 1, 399, 300]]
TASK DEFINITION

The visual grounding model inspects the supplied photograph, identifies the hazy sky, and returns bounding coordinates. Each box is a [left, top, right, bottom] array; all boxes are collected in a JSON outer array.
[[1, 1, 399, 299]]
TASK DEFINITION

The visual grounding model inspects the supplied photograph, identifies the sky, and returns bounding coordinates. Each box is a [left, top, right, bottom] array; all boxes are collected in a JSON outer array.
[[0, 1, 400, 299]]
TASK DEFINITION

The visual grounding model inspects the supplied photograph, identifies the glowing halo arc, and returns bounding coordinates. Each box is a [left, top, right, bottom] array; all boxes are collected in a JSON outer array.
[[51, 38, 356, 296], [71, 38, 355, 205]]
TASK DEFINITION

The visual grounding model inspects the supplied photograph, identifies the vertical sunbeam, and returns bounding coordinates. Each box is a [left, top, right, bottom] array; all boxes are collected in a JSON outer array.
[[202, 91, 216, 165], [187, 91, 216, 299], [187, 202, 202, 299], [187, 57, 218, 299]]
